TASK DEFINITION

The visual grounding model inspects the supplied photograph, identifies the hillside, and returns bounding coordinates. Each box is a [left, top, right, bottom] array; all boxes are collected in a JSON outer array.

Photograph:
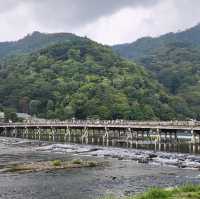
[[113, 24, 200, 120], [0, 31, 81, 59], [113, 23, 200, 59], [138, 42, 200, 119], [0, 37, 187, 120]]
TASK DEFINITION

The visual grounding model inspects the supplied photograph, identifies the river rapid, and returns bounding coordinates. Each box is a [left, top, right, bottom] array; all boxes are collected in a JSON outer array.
[[0, 137, 200, 199]]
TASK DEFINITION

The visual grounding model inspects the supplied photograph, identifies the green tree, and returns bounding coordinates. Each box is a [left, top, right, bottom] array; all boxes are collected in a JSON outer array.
[[4, 108, 18, 122], [29, 100, 41, 116]]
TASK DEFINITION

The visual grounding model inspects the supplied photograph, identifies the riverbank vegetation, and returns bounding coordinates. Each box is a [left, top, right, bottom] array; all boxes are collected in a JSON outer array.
[[103, 184, 200, 199], [3, 159, 99, 173]]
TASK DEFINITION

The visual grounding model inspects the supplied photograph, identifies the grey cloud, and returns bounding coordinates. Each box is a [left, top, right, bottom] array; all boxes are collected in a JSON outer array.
[[1, 0, 200, 45], [0, 0, 21, 13], [26, 0, 160, 28]]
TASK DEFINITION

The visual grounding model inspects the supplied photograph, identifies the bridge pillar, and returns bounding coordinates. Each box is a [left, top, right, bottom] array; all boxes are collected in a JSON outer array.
[[50, 128, 55, 142], [11, 128, 17, 137], [164, 143, 167, 151], [191, 129, 196, 144], [91, 128, 94, 144], [126, 128, 132, 147], [103, 127, 109, 146], [36, 127, 41, 141], [135, 131, 138, 141], [156, 128, 161, 142], [23, 127, 27, 139], [81, 127, 88, 144], [169, 132, 173, 144], [196, 131, 200, 144], [174, 131, 178, 143], [164, 132, 167, 143], [64, 127, 71, 142], [3, 128, 7, 137]]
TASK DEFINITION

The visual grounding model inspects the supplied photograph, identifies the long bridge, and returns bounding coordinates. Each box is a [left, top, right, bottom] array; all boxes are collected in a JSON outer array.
[[0, 120, 200, 146]]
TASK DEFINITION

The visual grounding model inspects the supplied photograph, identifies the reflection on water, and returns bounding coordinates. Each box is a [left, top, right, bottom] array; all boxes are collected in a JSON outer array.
[[117, 141, 200, 155], [52, 136, 200, 155]]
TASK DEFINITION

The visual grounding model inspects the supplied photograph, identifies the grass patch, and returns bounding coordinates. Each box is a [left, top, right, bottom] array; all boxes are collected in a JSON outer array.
[[134, 188, 172, 199], [71, 159, 97, 167], [3, 159, 100, 173], [101, 184, 200, 199], [6, 164, 33, 173]]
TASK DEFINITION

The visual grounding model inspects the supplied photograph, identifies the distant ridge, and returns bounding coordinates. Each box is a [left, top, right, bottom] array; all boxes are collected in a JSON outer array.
[[113, 23, 200, 59], [0, 31, 82, 59]]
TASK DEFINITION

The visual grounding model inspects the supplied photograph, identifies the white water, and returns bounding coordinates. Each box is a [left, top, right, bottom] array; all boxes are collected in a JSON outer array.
[[37, 143, 200, 169]]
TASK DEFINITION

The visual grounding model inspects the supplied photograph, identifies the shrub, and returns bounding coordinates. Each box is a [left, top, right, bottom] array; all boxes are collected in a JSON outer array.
[[51, 160, 62, 167], [72, 159, 82, 164], [87, 161, 97, 167]]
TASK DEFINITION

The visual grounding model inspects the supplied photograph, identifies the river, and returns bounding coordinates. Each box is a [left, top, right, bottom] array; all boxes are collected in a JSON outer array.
[[0, 137, 200, 199]]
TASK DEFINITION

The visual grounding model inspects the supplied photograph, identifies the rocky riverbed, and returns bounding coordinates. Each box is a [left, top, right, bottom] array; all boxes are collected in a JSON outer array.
[[37, 143, 200, 170], [0, 137, 200, 199]]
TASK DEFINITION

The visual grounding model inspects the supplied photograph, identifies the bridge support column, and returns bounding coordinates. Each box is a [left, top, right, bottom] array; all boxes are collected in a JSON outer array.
[[3, 128, 7, 137], [196, 131, 200, 144], [163, 143, 167, 151], [36, 127, 41, 141], [50, 128, 55, 142], [91, 128, 95, 144], [126, 128, 133, 147], [169, 132, 172, 143], [174, 131, 178, 143], [191, 129, 196, 144], [24, 127, 29, 139], [103, 127, 109, 146], [64, 126, 71, 142], [11, 128, 17, 138], [81, 127, 88, 144], [155, 128, 161, 142]]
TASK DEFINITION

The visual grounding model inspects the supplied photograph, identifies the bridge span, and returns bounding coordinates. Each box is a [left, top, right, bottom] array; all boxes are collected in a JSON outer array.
[[0, 120, 200, 145]]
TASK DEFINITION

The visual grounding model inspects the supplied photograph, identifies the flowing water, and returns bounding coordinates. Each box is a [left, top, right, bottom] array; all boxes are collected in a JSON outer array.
[[0, 137, 200, 199]]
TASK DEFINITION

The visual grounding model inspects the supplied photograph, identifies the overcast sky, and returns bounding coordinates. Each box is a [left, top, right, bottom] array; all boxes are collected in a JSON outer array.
[[0, 0, 200, 44]]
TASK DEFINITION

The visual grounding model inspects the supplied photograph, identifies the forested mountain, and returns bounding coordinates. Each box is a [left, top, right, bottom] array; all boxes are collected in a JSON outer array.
[[0, 36, 189, 120], [138, 43, 200, 119], [0, 31, 80, 59], [113, 23, 200, 59], [113, 23, 200, 120]]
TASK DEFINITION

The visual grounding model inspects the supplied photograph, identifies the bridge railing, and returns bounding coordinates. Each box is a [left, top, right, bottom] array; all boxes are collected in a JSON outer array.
[[1, 120, 200, 127]]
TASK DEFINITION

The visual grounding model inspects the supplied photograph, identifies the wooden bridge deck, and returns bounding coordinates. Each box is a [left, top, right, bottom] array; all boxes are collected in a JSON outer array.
[[0, 120, 200, 144], [1, 120, 200, 129]]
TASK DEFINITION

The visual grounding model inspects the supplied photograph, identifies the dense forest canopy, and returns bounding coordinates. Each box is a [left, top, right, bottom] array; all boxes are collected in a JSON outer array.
[[113, 24, 200, 120], [0, 36, 189, 121], [138, 43, 200, 119], [1, 25, 200, 121]]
